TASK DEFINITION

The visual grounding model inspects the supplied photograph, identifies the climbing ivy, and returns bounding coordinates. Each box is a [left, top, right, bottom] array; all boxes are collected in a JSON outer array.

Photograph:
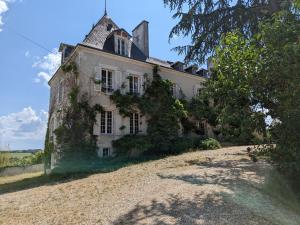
[[54, 86, 103, 161], [111, 66, 188, 154], [45, 61, 103, 166]]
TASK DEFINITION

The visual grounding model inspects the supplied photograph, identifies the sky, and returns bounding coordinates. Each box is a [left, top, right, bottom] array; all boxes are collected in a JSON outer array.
[[0, 0, 190, 150]]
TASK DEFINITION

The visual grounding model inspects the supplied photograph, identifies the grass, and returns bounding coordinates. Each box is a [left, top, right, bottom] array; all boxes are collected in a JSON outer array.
[[0, 172, 43, 185], [9, 152, 33, 159], [0, 155, 163, 195]]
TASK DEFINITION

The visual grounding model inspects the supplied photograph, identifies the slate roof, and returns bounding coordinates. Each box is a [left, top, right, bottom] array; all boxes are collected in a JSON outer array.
[[83, 15, 119, 49]]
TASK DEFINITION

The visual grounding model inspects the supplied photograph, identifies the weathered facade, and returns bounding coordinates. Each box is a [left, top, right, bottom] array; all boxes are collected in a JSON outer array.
[[48, 13, 209, 165]]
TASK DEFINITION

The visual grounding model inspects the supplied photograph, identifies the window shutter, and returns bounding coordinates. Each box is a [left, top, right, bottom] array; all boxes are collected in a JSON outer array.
[[94, 67, 102, 92], [93, 113, 101, 135], [126, 73, 131, 94], [114, 70, 122, 90]]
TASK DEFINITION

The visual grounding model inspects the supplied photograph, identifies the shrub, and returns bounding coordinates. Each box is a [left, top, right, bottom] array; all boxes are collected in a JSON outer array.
[[172, 137, 195, 153], [0, 152, 10, 168], [112, 135, 152, 157], [201, 138, 221, 150]]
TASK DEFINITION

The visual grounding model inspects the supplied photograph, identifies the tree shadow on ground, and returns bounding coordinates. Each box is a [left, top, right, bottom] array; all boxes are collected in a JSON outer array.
[[114, 157, 300, 225], [113, 192, 275, 225], [0, 155, 163, 195]]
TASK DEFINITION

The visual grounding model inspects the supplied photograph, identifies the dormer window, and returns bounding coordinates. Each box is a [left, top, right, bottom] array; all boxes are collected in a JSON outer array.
[[107, 24, 113, 31], [117, 38, 127, 56]]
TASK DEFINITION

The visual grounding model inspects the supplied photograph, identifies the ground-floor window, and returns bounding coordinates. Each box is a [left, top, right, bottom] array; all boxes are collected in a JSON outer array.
[[195, 121, 205, 135], [130, 113, 139, 134], [102, 148, 111, 158], [101, 111, 113, 134]]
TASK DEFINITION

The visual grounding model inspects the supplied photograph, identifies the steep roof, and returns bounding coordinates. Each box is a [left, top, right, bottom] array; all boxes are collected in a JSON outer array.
[[83, 15, 119, 49]]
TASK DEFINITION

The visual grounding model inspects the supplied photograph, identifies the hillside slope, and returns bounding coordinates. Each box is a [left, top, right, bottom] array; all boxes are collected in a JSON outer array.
[[1, 146, 299, 225]]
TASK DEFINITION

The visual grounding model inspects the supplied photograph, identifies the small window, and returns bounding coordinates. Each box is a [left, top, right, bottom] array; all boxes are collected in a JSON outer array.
[[129, 76, 139, 94], [196, 121, 205, 135], [117, 38, 127, 56], [171, 83, 177, 98], [103, 148, 111, 158], [101, 69, 113, 94], [58, 80, 64, 103], [101, 111, 113, 134], [130, 113, 140, 134], [107, 24, 113, 31]]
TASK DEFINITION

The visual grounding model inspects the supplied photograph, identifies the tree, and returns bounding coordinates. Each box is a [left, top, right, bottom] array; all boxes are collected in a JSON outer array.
[[198, 32, 267, 143], [209, 11, 300, 183], [164, 0, 295, 63]]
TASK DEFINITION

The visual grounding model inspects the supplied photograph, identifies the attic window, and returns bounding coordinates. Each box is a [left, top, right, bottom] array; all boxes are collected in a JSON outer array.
[[107, 24, 113, 31]]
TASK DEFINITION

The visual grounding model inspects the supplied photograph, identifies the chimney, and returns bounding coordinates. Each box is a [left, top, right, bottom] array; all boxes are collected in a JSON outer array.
[[132, 20, 149, 58]]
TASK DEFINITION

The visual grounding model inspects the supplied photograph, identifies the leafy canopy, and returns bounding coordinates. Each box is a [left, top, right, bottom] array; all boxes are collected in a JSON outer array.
[[164, 0, 295, 63]]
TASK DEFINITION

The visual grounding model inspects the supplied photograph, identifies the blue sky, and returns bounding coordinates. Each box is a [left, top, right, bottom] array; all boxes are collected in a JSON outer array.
[[0, 0, 189, 150]]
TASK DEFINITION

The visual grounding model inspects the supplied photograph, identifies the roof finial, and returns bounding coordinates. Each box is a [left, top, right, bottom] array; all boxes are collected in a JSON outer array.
[[104, 0, 107, 16]]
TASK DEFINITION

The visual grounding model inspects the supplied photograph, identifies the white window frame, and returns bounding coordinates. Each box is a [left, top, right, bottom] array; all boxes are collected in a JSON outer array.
[[117, 37, 127, 56], [100, 111, 113, 135], [129, 75, 140, 94], [130, 113, 140, 134], [101, 69, 114, 94]]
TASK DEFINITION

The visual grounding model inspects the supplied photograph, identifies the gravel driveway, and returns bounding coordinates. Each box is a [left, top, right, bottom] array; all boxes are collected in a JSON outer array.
[[1, 146, 299, 225]]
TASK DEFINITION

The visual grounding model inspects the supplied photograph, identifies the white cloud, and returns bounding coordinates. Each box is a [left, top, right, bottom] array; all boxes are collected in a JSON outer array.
[[33, 48, 61, 87], [0, 1, 8, 31], [0, 107, 48, 150]]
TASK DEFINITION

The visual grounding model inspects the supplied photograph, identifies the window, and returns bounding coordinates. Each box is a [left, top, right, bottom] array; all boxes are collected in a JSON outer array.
[[171, 83, 177, 98], [101, 69, 113, 93], [107, 24, 113, 31], [102, 148, 111, 158], [196, 121, 205, 135], [130, 113, 140, 134], [117, 38, 127, 56], [58, 80, 64, 103], [94, 73, 101, 91], [101, 111, 113, 134], [129, 76, 139, 94]]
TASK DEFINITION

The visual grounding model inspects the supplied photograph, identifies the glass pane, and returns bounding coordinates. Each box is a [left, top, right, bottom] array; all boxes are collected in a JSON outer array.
[[135, 114, 139, 134], [107, 112, 112, 134], [101, 113, 106, 134], [130, 113, 134, 134]]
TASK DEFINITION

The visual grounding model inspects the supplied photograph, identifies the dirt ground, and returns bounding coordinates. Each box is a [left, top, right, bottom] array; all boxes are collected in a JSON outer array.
[[0, 146, 299, 225]]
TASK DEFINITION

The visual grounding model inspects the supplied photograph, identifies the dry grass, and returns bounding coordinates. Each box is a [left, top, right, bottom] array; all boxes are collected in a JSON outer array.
[[0, 146, 299, 225], [0, 172, 43, 185]]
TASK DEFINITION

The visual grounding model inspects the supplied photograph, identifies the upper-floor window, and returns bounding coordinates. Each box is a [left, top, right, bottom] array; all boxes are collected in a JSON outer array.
[[101, 111, 113, 134], [117, 38, 127, 56], [101, 69, 113, 94], [130, 113, 140, 134], [170, 83, 178, 98], [57, 80, 64, 103], [129, 76, 140, 94]]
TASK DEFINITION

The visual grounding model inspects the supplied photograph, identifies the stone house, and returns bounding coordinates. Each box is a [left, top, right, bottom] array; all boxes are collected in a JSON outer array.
[[48, 12, 210, 166]]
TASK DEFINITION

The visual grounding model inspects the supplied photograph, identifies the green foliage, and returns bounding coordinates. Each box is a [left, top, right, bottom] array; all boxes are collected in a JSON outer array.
[[201, 138, 221, 150], [209, 11, 300, 184], [111, 66, 188, 154], [44, 127, 54, 170], [54, 86, 103, 161], [112, 135, 152, 157], [0, 151, 44, 168], [198, 32, 267, 144], [164, 0, 295, 63], [0, 152, 10, 168], [110, 90, 141, 117], [61, 61, 79, 76]]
